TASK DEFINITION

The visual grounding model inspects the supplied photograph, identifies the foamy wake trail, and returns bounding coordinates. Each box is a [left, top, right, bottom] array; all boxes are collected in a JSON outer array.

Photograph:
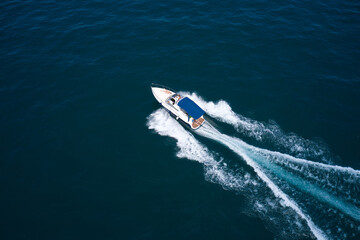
[[147, 109, 323, 239], [199, 122, 360, 215], [179, 91, 332, 162], [197, 123, 328, 240], [146, 109, 251, 191], [198, 122, 360, 239], [147, 95, 360, 239], [244, 145, 360, 207]]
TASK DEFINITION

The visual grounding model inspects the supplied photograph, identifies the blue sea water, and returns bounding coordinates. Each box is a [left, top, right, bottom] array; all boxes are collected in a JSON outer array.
[[1, 0, 360, 239]]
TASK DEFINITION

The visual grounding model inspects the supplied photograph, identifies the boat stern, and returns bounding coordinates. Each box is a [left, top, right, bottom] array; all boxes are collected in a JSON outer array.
[[191, 116, 205, 129]]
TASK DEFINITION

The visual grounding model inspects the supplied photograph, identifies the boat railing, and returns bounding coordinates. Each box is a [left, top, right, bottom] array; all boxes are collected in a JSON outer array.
[[151, 83, 177, 93]]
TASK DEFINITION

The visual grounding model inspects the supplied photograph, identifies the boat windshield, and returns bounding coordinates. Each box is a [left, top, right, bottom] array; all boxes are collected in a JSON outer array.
[[173, 94, 182, 103]]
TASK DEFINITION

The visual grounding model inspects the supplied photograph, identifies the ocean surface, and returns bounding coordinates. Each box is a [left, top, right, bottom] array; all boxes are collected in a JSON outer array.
[[1, 1, 360, 239]]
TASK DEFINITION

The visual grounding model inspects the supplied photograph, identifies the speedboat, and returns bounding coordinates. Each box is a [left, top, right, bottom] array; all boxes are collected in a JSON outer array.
[[151, 83, 206, 130]]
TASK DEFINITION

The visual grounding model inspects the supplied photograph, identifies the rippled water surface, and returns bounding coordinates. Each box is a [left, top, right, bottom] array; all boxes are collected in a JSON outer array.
[[1, 1, 360, 239]]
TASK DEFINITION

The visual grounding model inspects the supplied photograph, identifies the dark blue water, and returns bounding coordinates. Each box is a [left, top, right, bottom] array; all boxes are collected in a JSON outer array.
[[1, 1, 360, 239]]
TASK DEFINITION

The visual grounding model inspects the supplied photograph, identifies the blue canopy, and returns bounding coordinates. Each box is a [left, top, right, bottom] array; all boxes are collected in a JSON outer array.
[[177, 97, 205, 119]]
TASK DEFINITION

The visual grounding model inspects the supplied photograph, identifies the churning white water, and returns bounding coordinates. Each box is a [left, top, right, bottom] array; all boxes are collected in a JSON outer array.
[[147, 92, 360, 240]]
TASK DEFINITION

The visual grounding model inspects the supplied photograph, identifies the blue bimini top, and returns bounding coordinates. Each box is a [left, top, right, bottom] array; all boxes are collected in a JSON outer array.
[[177, 97, 205, 119]]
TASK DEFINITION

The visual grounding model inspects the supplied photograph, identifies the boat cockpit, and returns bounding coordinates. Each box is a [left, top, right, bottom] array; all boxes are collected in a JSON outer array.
[[168, 94, 182, 105]]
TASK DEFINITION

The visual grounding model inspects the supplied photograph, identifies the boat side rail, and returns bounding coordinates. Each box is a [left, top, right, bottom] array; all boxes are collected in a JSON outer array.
[[151, 83, 177, 93]]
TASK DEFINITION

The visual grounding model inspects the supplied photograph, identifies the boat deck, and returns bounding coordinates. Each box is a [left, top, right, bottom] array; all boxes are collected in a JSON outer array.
[[192, 117, 205, 129]]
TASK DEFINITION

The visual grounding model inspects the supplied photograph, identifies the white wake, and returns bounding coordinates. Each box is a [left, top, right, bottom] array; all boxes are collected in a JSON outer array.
[[147, 92, 360, 240], [197, 123, 328, 240]]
